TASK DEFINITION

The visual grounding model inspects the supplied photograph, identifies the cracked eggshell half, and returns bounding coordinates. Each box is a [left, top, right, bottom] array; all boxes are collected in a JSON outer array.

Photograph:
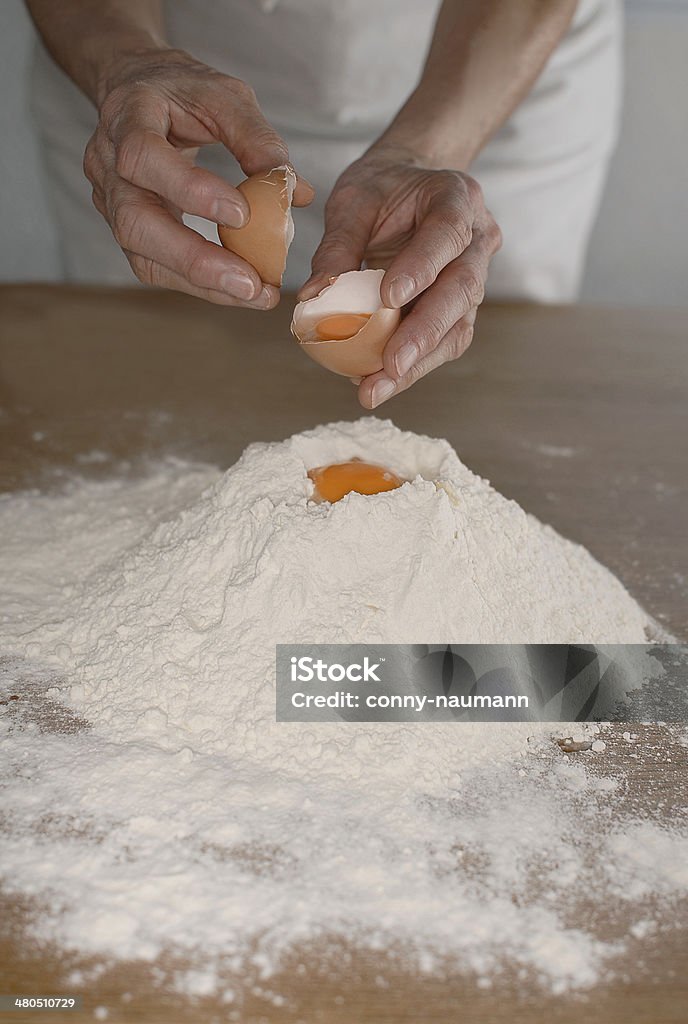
[[218, 165, 295, 287], [291, 269, 401, 377]]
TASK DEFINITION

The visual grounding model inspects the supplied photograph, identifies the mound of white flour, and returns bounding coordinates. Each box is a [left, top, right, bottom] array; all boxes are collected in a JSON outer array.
[[2, 418, 683, 1004], [12, 418, 652, 762]]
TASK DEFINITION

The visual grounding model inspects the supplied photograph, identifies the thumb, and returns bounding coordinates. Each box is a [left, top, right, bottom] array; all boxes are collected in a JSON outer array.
[[298, 186, 377, 300]]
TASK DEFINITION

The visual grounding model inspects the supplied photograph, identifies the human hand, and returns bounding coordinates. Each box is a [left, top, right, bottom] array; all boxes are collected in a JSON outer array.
[[298, 148, 501, 407], [84, 49, 313, 306]]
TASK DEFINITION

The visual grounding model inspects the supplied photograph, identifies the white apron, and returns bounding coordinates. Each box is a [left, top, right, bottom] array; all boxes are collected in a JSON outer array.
[[30, 0, 622, 301]]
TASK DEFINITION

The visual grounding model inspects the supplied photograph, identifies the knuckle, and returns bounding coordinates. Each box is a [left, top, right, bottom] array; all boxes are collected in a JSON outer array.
[[412, 310, 448, 350], [145, 260, 165, 288], [101, 83, 147, 132], [110, 199, 139, 247], [324, 232, 353, 255], [405, 245, 442, 288], [440, 168, 465, 194], [90, 188, 105, 217], [181, 163, 206, 201], [488, 217, 503, 253], [83, 138, 99, 183], [418, 250, 444, 284], [114, 132, 145, 181], [181, 244, 213, 285], [99, 89, 122, 124], [428, 206, 472, 256], [226, 76, 256, 104], [253, 124, 288, 159], [450, 321, 475, 359], [464, 174, 484, 207], [405, 359, 429, 386], [460, 269, 485, 308], [127, 253, 150, 285], [446, 216, 472, 255], [438, 168, 481, 204]]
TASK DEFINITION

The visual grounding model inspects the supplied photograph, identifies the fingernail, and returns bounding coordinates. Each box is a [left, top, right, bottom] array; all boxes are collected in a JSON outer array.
[[254, 286, 276, 309], [387, 274, 416, 308], [349, 376, 362, 385], [220, 271, 257, 300], [395, 341, 418, 377], [298, 276, 325, 301], [371, 378, 396, 408], [213, 199, 246, 227]]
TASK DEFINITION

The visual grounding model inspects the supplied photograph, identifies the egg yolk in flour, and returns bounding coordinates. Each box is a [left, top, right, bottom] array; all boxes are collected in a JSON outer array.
[[308, 460, 404, 503], [315, 314, 372, 341]]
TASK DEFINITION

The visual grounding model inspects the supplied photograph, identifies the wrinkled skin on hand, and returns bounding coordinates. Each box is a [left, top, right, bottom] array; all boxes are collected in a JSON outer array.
[[299, 150, 501, 407], [84, 48, 313, 306]]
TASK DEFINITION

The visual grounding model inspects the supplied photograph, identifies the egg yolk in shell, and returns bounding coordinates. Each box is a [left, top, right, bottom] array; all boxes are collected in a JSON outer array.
[[315, 314, 372, 341], [308, 459, 404, 503]]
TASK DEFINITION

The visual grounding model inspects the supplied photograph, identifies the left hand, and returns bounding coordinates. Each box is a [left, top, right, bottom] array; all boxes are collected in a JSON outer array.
[[298, 148, 501, 408]]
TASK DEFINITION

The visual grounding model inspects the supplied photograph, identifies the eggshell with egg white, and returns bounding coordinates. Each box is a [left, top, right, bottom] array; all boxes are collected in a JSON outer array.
[[291, 269, 401, 377]]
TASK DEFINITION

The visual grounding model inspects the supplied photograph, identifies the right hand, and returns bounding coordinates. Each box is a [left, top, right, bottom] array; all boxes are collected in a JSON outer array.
[[84, 49, 313, 306]]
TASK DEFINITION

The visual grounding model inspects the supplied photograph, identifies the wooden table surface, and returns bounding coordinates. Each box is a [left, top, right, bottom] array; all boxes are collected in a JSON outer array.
[[0, 285, 686, 1023]]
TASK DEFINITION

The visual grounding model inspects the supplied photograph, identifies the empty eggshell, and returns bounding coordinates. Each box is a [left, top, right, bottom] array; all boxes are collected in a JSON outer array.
[[291, 269, 401, 377], [218, 165, 295, 286]]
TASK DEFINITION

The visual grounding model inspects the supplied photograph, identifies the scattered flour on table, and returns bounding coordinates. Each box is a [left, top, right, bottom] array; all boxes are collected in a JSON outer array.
[[0, 418, 685, 1002]]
